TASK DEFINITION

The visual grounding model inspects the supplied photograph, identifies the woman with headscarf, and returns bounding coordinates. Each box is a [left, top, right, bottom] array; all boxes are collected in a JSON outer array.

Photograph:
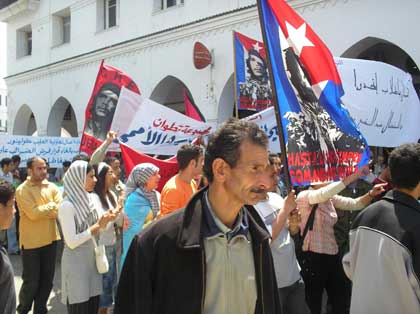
[[58, 160, 117, 314], [91, 162, 123, 314], [120, 163, 160, 269]]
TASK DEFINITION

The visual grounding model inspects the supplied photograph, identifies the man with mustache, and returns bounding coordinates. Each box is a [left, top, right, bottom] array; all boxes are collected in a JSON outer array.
[[115, 118, 282, 314]]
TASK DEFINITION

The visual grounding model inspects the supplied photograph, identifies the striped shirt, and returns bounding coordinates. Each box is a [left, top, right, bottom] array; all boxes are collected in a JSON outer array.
[[297, 181, 366, 255]]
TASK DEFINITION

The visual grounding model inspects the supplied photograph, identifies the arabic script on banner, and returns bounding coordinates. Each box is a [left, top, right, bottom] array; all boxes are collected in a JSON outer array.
[[0, 135, 81, 167], [110, 88, 215, 155]]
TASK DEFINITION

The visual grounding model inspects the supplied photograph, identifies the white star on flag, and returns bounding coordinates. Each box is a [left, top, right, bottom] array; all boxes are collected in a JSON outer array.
[[312, 80, 328, 99], [285, 21, 314, 56], [252, 42, 262, 53]]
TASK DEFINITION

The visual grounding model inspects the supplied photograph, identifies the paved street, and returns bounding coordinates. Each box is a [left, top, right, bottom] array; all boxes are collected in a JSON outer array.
[[10, 244, 66, 314]]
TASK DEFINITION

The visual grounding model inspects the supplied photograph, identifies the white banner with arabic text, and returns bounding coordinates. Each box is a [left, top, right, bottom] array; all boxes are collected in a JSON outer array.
[[243, 107, 280, 153], [336, 57, 420, 147], [0, 135, 81, 167], [111, 87, 216, 155]]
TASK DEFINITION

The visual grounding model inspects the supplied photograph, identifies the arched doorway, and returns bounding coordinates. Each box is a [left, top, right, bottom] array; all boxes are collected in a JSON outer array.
[[150, 75, 193, 113], [342, 37, 420, 97], [13, 104, 37, 135], [217, 73, 257, 123], [218, 74, 235, 123], [47, 97, 78, 137]]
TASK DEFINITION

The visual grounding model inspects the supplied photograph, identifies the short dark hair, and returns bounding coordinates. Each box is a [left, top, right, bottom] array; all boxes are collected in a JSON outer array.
[[11, 155, 21, 163], [63, 161, 71, 168], [204, 118, 268, 182], [104, 156, 118, 166], [0, 181, 15, 206], [72, 154, 90, 163], [1, 158, 12, 168], [27, 157, 44, 169], [176, 145, 203, 171], [389, 143, 420, 190], [268, 153, 281, 165]]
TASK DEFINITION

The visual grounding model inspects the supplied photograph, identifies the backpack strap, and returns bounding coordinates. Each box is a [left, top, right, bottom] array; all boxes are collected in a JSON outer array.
[[301, 204, 319, 241]]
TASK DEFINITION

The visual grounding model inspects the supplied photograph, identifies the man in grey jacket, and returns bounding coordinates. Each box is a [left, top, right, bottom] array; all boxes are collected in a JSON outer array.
[[343, 143, 420, 314]]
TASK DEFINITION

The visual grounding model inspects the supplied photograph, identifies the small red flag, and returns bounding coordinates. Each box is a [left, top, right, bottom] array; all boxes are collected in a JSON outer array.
[[120, 143, 178, 192], [183, 88, 206, 122]]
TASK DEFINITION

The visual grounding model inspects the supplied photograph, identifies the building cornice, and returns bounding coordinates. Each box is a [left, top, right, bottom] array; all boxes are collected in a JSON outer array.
[[0, 0, 39, 22], [71, 0, 96, 12], [5, 0, 343, 85]]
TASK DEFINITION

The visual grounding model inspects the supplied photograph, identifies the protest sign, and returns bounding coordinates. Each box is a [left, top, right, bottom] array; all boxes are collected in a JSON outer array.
[[337, 57, 420, 147], [243, 107, 279, 153], [234, 31, 273, 111], [0, 135, 80, 167], [80, 61, 140, 155], [111, 87, 215, 155]]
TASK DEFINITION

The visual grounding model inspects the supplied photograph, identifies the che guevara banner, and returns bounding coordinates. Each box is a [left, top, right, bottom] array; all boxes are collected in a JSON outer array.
[[234, 31, 273, 111], [258, 0, 370, 186], [111, 87, 215, 156], [80, 61, 140, 155]]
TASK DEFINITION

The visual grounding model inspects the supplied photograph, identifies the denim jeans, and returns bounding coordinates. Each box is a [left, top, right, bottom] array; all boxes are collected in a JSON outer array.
[[278, 279, 310, 314], [99, 245, 117, 308], [7, 216, 19, 254]]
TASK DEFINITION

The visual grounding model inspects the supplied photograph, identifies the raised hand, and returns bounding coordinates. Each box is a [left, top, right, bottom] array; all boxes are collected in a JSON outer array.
[[283, 190, 297, 215], [105, 130, 118, 144], [369, 183, 387, 198]]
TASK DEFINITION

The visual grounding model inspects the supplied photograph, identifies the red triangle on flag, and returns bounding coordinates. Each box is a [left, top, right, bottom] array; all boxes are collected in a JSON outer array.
[[120, 143, 179, 192], [183, 88, 206, 122]]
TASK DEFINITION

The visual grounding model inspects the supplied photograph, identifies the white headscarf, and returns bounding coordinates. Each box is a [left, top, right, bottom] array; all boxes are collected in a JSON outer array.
[[63, 160, 98, 234]]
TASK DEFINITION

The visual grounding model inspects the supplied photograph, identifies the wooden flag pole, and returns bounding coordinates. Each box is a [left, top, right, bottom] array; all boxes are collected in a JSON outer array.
[[232, 31, 240, 119], [256, 0, 292, 191]]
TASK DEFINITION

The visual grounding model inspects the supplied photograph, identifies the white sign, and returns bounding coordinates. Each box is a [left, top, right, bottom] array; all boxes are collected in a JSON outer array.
[[336, 57, 420, 147], [243, 106, 280, 153], [111, 87, 216, 155], [0, 135, 81, 167]]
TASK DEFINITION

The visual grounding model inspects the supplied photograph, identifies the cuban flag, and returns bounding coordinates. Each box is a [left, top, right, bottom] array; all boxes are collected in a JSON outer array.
[[234, 31, 273, 111], [258, 0, 370, 186]]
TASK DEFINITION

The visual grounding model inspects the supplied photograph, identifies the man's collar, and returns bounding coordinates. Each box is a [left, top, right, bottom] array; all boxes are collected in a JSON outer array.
[[202, 191, 249, 241], [383, 190, 420, 213], [27, 178, 50, 186], [176, 187, 270, 250]]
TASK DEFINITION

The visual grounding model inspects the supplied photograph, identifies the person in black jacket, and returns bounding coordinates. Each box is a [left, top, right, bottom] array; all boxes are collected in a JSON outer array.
[[115, 118, 282, 314], [0, 180, 17, 314]]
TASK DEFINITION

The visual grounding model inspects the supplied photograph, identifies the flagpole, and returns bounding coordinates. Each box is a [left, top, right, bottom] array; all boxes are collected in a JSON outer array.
[[232, 31, 240, 119], [256, 0, 292, 190]]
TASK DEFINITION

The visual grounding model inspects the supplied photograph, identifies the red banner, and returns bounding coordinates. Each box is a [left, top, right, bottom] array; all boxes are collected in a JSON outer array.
[[80, 61, 140, 155], [120, 143, 178, 192]]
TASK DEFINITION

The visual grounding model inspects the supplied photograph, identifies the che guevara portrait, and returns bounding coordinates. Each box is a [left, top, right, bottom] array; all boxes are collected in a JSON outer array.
[[84, 83, 121, 141], [239, 48, 273, 110]]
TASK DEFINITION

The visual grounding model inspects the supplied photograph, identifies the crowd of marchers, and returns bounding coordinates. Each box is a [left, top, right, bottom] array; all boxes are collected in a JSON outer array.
[[0, 119, 419, 314]]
